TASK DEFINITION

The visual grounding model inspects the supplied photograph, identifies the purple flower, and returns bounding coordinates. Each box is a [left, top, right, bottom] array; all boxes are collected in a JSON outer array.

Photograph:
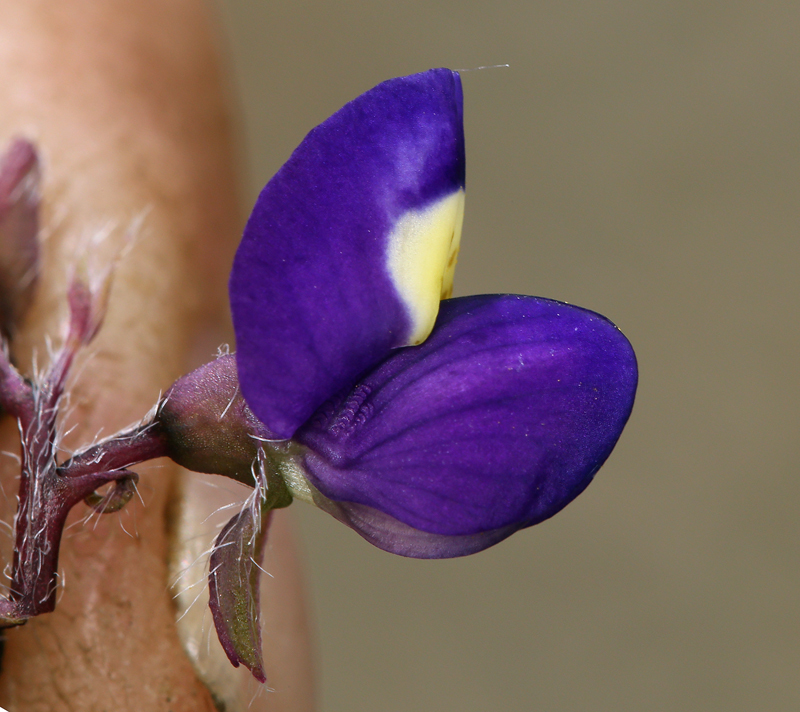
[[227, 69, 638, 559], [51, 69, 636, 681], [0, 70, 635, 685]]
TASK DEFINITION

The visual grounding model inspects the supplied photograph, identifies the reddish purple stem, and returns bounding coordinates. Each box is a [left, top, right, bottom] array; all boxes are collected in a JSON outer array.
[[0, 137, 172, 628], [0, 271, 159, 625]]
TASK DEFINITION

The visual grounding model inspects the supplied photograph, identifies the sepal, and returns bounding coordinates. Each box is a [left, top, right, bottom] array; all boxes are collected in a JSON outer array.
[[158, 354, 272, 485], [207, 454, 292, 684]]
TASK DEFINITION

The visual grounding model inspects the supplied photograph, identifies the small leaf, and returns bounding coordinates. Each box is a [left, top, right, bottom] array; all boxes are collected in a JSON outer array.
[[208, 486, 271, 683]]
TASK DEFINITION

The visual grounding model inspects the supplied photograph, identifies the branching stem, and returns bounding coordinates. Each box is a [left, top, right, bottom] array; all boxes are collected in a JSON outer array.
[[0, 275, 152, 627]]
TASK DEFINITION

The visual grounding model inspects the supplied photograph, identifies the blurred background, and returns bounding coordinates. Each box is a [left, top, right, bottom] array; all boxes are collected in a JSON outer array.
[[212, 2, 800, 710]]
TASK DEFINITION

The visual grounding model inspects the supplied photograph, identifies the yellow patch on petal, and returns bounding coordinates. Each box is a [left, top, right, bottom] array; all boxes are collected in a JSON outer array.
[[386, 189, 465, 345]]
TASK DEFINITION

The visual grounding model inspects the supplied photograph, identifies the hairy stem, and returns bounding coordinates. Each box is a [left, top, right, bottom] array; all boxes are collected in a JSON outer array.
[[58, 421, 168, 478]]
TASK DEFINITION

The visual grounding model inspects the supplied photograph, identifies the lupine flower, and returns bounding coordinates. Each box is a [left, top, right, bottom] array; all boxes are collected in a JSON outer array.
[[40, 69, 637, 682], [226, 69, 637, 559]]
